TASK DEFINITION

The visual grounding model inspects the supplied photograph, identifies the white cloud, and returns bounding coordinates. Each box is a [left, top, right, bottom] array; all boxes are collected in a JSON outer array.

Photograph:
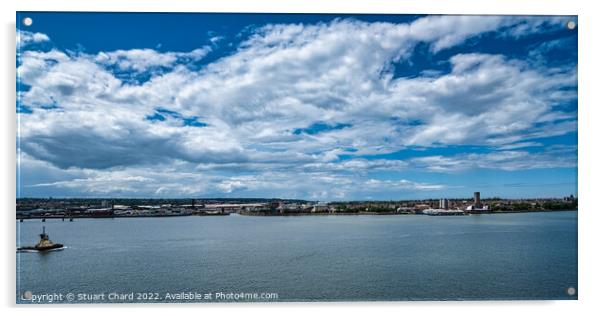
[[408, 15, 505, 52], [410, 146, 576, 172], [209, 36, 224, 45], [95, 47, 211, 72], [501, 16, 568, 38], [364, 178, 445, 191], [497, 142, 543, 150], [17, 30, 50, 47]]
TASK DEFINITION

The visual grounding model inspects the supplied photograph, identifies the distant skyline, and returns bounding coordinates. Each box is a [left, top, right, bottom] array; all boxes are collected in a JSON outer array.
[[17, 13, 577, 200]]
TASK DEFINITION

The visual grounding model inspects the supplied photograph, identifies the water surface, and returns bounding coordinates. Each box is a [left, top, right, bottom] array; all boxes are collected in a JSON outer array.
[[16, 211, 578, 302]]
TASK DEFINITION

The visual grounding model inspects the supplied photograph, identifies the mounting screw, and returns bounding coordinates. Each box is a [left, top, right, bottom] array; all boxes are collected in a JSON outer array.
[[22, 290, 32, 300], [567, 21, 576, 30], [567, 287, 576, 296]]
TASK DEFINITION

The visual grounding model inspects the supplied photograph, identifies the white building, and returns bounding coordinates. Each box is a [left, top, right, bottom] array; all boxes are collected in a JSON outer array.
[[439, 198, 450, 210]]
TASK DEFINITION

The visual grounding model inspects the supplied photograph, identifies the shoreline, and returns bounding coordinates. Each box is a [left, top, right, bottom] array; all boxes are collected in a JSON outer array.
[[240, 208, 577, 216], [16, 208, 577, 220]]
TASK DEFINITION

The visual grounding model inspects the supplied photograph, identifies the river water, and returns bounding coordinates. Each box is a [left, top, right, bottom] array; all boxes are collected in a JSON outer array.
[[16, 211, 577, 302]]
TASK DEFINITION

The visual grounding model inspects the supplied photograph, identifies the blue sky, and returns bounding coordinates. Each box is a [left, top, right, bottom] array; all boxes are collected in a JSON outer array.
[[16, 13, 577, 200]]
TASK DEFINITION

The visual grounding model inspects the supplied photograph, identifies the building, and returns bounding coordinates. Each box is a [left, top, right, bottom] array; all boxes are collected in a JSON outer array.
[[423, 208, 465, 216], [563, 194, 576, 202], [312, 202, 331, 213], [474, 192, 482, 208], [466, 192, 490, 212], [204, 203, 268, 213], [439, 198, 450, 210]]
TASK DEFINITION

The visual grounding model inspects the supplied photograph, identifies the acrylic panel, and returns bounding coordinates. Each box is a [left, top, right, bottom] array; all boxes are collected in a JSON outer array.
[[16, 12, 578, 303]]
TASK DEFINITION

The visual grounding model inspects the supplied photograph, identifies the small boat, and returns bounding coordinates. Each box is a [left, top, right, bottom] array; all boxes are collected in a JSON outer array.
[[17, 227, 64, 252]]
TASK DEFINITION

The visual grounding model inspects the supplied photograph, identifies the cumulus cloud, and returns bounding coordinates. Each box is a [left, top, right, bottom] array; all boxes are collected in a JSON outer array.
[[401, 53, 576, 146], [95, 47, 211, 72], [410, 145, 577, 172], [16, 15, 577, 199], [17, 30, 50, 47]]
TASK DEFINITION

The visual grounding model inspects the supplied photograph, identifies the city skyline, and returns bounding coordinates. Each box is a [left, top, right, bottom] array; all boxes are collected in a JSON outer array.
[[16, 13, 578, 200]]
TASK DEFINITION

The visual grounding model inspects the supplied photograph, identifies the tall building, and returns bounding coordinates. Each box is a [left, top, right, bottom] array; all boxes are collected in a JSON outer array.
[[474, 192, 482, 208], [466, 191, 489, 212], [439, 198, 449, 210]]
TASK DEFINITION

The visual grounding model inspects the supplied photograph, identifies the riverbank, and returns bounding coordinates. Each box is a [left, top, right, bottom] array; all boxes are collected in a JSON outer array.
[[240, 208, 577, 216], [17, 208, 577, 220], [16, 213, 228, 221]]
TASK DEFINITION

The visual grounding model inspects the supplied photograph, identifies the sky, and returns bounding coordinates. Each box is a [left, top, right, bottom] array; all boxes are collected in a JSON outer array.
[[16, 12, 578, 200]]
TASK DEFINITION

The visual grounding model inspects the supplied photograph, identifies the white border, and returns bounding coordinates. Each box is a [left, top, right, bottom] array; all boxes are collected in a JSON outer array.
[[7, 0, 581, 15], [2, 1, 601, 316]]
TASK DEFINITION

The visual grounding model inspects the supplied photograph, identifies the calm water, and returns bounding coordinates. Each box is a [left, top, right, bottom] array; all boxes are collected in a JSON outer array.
[[16, 211, 577, 303]]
